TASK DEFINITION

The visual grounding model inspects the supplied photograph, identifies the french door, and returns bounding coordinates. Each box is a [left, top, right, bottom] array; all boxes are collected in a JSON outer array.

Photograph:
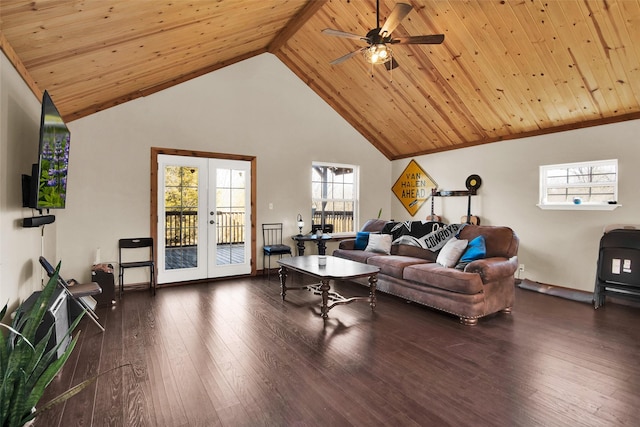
[[157, 154, 252, 284]]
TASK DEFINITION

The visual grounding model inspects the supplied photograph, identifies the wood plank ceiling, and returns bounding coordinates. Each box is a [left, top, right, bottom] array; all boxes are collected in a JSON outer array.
[[2, 0, 639, 160]]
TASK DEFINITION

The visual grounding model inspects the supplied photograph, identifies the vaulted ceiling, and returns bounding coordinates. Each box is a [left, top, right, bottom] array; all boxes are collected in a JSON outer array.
[[2, 0, 639, 160]]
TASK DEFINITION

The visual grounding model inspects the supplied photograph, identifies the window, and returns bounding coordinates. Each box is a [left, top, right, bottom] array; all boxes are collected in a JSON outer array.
[[539, 159, 619, 210], [311, 162, 358, 233]]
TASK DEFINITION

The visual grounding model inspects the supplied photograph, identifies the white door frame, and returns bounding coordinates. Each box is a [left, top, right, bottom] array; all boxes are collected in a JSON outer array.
[[151, 148, 256, 286]]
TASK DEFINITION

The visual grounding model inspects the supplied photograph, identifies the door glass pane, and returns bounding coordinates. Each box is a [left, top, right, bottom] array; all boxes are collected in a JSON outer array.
[[216, 168, 246, 265], [164, 166, 199, 270]]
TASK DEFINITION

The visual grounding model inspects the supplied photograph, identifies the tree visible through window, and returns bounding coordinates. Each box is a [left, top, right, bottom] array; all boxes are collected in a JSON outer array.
[[312, 163, 358, 233], [164, 166, 199, 270], [539, 159, 618, 206]]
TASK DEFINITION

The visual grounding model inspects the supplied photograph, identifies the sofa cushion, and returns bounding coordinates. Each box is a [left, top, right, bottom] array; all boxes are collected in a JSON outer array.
[[364, 233, 392, 254], [458, 225, 518, 258], [403, 263, 485, 295], [355, 231, 370, 250], [366, 255, 431, 279], [333, 249, 380, 264], [391, 244, 438, 262], [361, 218, 389, 233], [436, 238, 468, 268]]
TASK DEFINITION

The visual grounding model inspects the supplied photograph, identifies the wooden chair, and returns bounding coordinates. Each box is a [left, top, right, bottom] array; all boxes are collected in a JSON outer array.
[[262, 223, 292, 280], [119, 238, 156, 296]]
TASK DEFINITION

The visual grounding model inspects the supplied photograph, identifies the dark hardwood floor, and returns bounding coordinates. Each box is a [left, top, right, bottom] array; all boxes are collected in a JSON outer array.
[[34, 275, 640, 426]]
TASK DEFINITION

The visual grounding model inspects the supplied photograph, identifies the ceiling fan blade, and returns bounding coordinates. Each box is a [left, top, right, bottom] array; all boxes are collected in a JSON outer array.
[[379, 3, 413, 37], [330, 48, 366, 65], [322, 28, 365, 41], [392, 34, 445, 44], [384, 58, 399, 71]]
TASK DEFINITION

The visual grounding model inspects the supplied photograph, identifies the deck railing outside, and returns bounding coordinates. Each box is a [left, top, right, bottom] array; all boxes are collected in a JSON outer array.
[[165, 211, 245, 246], [311, 211, 354, 233], [216, 211, 245, 244], [165, 210, 198, 247], [165, 210, 354, 247]]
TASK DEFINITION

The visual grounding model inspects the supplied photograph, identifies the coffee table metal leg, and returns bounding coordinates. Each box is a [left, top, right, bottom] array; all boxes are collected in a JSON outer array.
[[320, 279, 331, 318], [368, 274, 378, 310], [279, 266, 288, 300]]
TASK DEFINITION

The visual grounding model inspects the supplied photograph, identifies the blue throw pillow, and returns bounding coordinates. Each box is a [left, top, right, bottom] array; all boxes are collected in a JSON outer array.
[[355, 231, 370, 250], [459, 235, 486, 263]]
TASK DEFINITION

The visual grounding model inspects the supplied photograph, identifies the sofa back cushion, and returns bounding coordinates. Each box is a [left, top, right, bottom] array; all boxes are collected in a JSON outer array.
[[360, 219, 389, 233], [458, 225, 518, 258], [391, 243, 438, 262]]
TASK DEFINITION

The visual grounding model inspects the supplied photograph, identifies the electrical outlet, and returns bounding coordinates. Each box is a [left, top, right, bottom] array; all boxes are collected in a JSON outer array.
[[519, 264, 525, 273]]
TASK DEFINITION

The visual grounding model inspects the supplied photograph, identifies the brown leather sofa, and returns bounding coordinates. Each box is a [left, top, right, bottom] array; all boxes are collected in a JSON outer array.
[[333, 219, 519, 325]]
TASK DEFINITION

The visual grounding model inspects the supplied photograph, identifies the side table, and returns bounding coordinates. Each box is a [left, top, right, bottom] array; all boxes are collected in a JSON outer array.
[[291, 233, 355, 256]]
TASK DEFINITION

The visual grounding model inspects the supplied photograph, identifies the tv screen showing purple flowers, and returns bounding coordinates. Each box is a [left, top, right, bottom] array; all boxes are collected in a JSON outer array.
[[37, 94, 70, 209]]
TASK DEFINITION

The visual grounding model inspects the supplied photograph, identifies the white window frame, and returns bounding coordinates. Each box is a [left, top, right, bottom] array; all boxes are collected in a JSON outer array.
[[311, 162, 359, 233], [538, 159, 620, 211]]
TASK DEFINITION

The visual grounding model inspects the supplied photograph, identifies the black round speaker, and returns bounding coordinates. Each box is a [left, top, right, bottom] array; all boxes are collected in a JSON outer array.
[[465, 174, 482, 191]]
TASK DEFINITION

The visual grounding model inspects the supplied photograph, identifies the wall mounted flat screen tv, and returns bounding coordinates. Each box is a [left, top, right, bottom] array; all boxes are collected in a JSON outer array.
[[33, 90, 71, 209]]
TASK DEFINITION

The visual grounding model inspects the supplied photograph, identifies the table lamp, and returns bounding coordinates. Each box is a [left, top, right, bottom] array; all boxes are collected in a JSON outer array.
[[296, 214, 304, 236]]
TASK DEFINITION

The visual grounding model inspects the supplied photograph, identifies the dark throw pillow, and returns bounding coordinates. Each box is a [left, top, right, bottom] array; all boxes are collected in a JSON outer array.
[[455, 235, 487, 270], [355, 231, 370, 250]]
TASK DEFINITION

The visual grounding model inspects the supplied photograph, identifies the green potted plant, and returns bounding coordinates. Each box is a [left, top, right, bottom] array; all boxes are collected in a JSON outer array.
[[0, 262, 83, 427]]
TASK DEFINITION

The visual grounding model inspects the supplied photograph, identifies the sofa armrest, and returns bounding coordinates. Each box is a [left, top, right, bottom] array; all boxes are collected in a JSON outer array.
[[339, 239, 357, 250], [464, 256, 518, 283]]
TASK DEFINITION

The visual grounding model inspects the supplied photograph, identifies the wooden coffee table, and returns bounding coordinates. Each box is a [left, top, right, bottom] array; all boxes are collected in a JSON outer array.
[[277, 255, 380, 318]]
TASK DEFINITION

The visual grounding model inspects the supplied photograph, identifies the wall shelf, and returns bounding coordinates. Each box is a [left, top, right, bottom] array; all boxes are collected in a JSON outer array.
[[433, 189, 477, 197]]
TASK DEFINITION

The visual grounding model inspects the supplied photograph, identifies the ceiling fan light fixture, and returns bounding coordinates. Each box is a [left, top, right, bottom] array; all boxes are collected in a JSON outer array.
[[364, 44, 392, 65]]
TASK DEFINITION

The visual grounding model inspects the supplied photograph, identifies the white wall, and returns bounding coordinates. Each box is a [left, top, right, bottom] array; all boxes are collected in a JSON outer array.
[[0, 51, 58, 309], [59, 53, 391, 280], [392, 120, 640, 292]]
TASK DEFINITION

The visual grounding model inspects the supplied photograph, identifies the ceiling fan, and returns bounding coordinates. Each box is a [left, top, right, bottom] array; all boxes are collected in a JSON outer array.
[[322, 1, 444, 71]]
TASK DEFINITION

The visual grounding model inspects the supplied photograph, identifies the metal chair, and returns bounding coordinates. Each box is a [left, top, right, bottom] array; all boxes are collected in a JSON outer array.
[[119, 238, 156, 296], [262, 223, 292, 280], [39, 256, 105, 332]]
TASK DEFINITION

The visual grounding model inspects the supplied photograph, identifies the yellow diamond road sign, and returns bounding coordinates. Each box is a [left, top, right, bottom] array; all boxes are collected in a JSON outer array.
[[392, 160, 437, 217]]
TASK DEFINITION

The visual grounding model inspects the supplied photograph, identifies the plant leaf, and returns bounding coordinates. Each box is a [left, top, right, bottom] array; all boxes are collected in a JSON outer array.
[[7, 369, 26, 427], [24, 332, 79, 412], [27, 312, 83, 391], [1, 261, 86, 427], [14, 266, 61, 344], [27, 364, 133, 422]]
